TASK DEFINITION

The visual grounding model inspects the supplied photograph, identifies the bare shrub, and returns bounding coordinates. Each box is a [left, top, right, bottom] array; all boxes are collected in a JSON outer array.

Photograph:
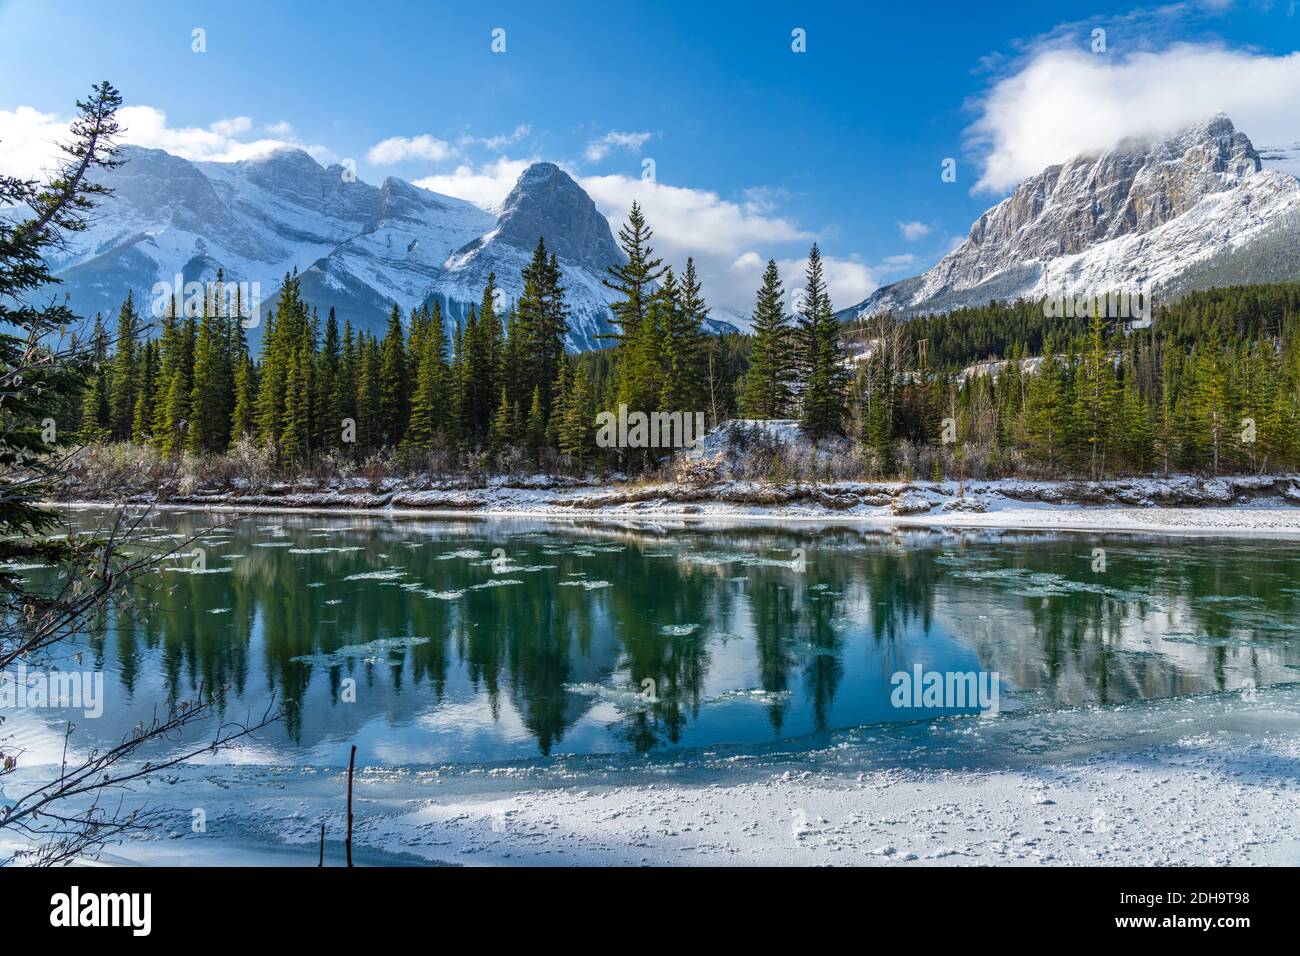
[[672, 451, 724, 486]]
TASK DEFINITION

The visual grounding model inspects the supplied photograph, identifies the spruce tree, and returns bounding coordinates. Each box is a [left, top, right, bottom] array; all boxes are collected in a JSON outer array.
[[603, 201, 665, 346], [796, 244, 848, 439], [186, 291, 226, 454], [80, 313, 112, 437], [378, 303, 409, 446], [560, 360, 594, 469], [741, 260, 792, 418], [107, 290, 140, 440], [663, 256, 708, 414]]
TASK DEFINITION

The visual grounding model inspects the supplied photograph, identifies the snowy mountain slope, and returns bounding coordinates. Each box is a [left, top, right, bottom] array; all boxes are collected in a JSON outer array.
[[425, 162, 625, 351], [844, 116, 1300, 321], [50, 146, 702, 351]]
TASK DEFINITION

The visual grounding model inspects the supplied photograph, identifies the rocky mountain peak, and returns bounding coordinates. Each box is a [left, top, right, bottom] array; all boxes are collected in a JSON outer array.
[[966, 115, 1263, 270], [846, 116, 1300, 322], [493, 162, 622, 270]]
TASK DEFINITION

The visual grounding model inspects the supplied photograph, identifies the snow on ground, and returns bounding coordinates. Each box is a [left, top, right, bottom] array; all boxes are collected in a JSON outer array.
[[18, 684, 1296, 867], [60, 473, 1300, 538]]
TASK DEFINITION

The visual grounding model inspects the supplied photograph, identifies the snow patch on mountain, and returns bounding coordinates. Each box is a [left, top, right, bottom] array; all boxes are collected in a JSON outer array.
[[845, 116, 1300, 321], [49, 147, 648, 351]]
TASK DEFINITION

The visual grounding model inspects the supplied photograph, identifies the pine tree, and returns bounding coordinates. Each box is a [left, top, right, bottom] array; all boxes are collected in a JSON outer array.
[[378, 303, 409, 446], [1191, 323, 1230, 474], [405, 310, 450, 452], [525, 384, 546, 462], [663, 256, 708, 414], [603, 201, 665, 346], [796, 244, 848, 440], [490, 386, 514, 454], [1024, 340, 1067, 470], [186, 292, 226, 454], [741, 260, 793, 419], [80, 313, 112, 437], [316, 307, 341, 452], [1073, 311, 1118, 478], [355, 333, 381, 453], [230, 353, 256, 444], [560, 360, 595, 469], [130, 340, 158, 443], [107, 290, 140, 440]]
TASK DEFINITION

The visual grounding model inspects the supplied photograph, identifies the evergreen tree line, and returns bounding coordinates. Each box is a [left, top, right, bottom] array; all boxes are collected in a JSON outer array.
[[71, 195, 1300, 480], [841, 283, 1300, 479], [73, 208, 761, 472]]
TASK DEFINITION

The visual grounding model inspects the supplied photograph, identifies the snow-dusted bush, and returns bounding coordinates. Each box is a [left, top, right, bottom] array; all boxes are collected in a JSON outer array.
[[360, 451, 393, 492], [672, 451, 724, 486], [63, 442, 179, 498]]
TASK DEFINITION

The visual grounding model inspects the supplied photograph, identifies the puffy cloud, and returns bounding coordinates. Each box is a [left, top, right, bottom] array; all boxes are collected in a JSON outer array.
[[579, 171, 817, 307], [772, 255, 878, 313], [897, 220, 931, 241], [366, 134, 457, 165], [422, 156, 875, 309], [0, 105, 70, 180], [584, 130, 652, 162], [460, 124, 532, 151], [969, 43, 1300, 192], [0, 104, 337, 175], [209, 116, 253, 137], [413, 156, 536, 211], [116, 106, 336, 163]]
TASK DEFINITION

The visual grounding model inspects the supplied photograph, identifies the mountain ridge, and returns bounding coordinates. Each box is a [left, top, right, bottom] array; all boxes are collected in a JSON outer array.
[[843, 115, 1300, 321], [51, 146, 741, 351]]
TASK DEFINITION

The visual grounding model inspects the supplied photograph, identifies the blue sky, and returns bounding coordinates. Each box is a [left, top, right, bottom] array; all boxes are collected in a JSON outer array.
[[2, 0, 1298, 311]]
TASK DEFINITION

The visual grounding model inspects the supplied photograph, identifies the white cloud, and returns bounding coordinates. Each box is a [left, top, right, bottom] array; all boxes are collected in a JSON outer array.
[[879, 253, 919, 273], [969, 43, 1300, 192], [897, 220, 931, 241], [772, 255, 878, 312], [584, 130, 652, 162], [209, 116, 253, 137], [264, 120, 294, 136], [0, 105, 70, 180], [423, 156, 871, 309], [460, 124, 532, 151], [413, 156, 536, 211], [580, 172, 817, 307], [0, 105, 336, 176], [366, 134, 458, 165]]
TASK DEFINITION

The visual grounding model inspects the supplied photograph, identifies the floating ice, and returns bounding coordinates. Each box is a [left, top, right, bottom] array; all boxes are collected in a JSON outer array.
[[658, 624, 701, 636], [343, 570, 407, 582], [292, 636, 431, 666], [564, 682, 656, 710], [705, 688, 794, 704]]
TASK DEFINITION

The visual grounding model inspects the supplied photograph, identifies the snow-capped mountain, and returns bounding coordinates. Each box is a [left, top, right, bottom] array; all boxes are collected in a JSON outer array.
[[427, 161, 627, 351], [844, 116, 1300, 321], [49, 146, 739, 351]]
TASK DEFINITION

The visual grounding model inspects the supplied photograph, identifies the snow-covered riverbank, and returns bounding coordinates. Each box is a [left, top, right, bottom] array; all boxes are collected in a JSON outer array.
[[55, 473, 1300, 537], [25, 683, 1298, 867]]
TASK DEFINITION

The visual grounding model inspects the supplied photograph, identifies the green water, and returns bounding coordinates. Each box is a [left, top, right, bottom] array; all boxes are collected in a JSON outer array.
[[11, 509, 1300, 767]]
